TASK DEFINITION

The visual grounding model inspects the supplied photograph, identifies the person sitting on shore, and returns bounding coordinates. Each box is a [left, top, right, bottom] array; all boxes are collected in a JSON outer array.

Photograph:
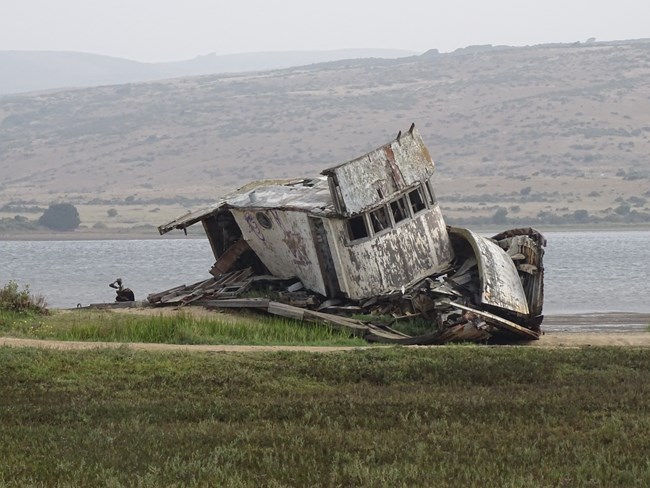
[[109, 278, 135, 302]]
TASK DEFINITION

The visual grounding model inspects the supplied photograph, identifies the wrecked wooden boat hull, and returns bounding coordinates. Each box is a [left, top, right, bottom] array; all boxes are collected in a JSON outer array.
[[153, 125, 545, 343]]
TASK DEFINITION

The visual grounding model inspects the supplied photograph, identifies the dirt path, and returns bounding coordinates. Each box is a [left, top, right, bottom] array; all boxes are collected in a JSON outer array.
[[0, 337, 363, 353], [535, 332, 650, 347], [2, 332, 650, 352]]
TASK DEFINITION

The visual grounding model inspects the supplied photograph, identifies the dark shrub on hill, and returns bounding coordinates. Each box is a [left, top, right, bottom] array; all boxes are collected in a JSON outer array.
[[38, 203, 81, 231]]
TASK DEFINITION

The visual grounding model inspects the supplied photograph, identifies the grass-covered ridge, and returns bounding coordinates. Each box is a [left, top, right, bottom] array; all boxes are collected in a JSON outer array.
[[0, 308, 366, 346], [2, 346, 650, 487]]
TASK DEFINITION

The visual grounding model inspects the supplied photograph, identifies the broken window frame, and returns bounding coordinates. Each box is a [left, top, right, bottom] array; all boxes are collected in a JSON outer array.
[[346, 182, 437, 245], [408, 187, 427, 216], [346, 214, 370, 243], [424, 179, 437, 206], [389, 195, 410, 225], [369, 205, 391, 235]]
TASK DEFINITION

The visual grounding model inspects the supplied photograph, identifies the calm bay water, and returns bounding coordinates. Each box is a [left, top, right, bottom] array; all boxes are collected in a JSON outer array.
[[0, 238, 215, 309], [1, 231, 649, 313]]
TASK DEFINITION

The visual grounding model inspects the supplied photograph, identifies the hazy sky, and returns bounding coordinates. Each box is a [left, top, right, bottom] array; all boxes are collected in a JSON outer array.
[[2, 0, 649, 62]]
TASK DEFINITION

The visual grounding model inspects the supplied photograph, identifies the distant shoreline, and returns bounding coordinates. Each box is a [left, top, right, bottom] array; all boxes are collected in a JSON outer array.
[[1, 224, 649, 241], [0, 230, 206, 241]]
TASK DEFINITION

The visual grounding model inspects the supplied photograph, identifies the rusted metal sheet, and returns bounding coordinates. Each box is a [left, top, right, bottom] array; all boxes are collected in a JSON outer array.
[[448, 227, 529, 315], [321, 128, 435, 215]]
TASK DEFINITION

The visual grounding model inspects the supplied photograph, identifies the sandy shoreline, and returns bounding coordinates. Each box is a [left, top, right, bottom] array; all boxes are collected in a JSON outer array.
[[542, 312, 650, 332]]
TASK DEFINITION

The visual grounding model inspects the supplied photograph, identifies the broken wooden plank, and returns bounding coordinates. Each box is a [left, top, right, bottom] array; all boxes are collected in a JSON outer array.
[[267, 301, 306, 320], [182, 280, 252, 305], [267, 302, 370, 338], [364, 328, 423, 343], [210, 240, 251, 276], [148, 277, 218, 304], [439, 299, 540, 340], [149, 269, 255, 306], [213, 267, 253, 285], [195, 278, 218, 290], [303, 309, 368, 332], [162, 293, 195, 305], [146, 284, 188, 303], [194, 298, 270, 308]]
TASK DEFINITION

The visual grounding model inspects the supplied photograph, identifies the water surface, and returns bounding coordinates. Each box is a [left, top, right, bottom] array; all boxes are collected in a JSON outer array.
[[1, 231, 649, 313]]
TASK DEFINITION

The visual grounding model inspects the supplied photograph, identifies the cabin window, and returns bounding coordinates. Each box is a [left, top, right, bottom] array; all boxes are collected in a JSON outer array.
[[256, 212, 273, 229], [370, 206, 390, 233], [408, 187, 426, 215], [424, 180, 437, 205], [390, 196, 409, 224], [346, 215, 369, 241]]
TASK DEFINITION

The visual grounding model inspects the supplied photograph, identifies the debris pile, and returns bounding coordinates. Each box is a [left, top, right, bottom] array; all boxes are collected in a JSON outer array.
[[147, 268, 254, 306], [148, 226, 545, 344]]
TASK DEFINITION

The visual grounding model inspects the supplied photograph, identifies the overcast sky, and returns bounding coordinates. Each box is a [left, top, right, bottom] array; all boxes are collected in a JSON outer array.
[[2, 0, 649, 62]]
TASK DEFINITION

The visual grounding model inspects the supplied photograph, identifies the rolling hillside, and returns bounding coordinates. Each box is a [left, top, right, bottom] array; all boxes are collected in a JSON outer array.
[[1, 39, 649, 231], [0, 49, 417, 95]]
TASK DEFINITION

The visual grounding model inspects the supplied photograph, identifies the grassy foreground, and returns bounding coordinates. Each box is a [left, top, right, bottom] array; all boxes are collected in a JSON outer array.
[[0, 309, 366, 347], [2, 346, 650, 487]]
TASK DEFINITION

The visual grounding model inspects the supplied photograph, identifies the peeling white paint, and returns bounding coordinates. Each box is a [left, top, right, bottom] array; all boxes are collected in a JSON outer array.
[[328, 206, 453, 299], [450, 227, 530, 315], [231, 209, 328, 295], [322, 129, 435, 215]]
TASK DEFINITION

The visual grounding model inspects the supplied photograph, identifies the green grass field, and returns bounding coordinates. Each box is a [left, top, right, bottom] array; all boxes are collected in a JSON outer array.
[[2, 346, 650, 487], [0, 308, 366, 347]]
